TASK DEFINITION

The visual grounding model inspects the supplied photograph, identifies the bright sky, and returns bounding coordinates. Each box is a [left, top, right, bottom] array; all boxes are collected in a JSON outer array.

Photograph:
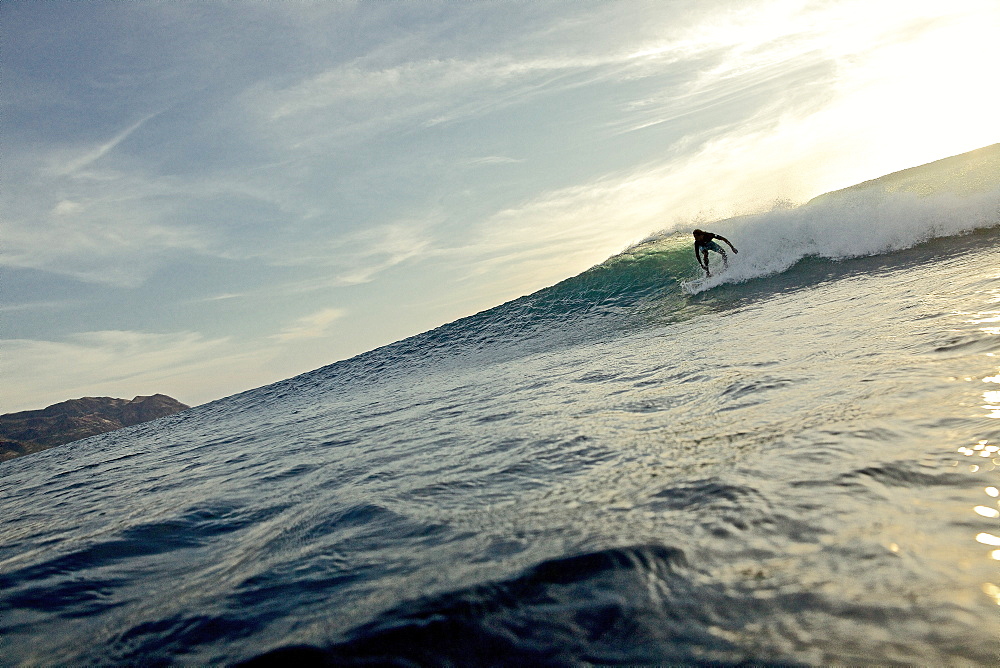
[[3, 0, 999, 412]]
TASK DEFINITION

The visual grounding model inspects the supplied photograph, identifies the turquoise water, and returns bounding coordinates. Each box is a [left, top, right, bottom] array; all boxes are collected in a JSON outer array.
[[1, 154, 999, 665]]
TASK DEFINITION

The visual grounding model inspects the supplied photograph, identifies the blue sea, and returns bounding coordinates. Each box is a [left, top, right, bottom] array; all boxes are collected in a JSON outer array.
[[2, 147, 999, 665]]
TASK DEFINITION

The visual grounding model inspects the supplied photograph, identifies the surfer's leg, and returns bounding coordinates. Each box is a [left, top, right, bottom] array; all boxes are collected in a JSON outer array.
[[719, 248, 728, 268]]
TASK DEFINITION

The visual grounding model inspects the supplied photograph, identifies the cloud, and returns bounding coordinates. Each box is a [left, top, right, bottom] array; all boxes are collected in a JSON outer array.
[[2, 121, 220, 286], [271, 308, 346, 343], [1, 178, 212, 287], [466, 156, 525, 166], [230, 3, 741, 149], [240, 54, 606, 149], [51, 112, 162, 177], [266, 219, 437, 294]]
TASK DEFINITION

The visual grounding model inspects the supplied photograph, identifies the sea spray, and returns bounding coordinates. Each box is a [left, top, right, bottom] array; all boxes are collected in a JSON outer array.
[[663, 147, 1000, 293]]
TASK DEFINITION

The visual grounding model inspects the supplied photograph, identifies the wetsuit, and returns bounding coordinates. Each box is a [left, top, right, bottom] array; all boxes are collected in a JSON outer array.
[[693, 230, 736, 276], [694, 232, 724, 257]]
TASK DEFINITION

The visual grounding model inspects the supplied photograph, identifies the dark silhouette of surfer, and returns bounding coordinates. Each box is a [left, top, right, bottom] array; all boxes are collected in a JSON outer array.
[[693, 229, 738, 276]]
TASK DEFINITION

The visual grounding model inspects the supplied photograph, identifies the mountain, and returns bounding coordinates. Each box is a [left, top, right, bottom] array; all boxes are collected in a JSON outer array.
[[0, 394, 190, 462]]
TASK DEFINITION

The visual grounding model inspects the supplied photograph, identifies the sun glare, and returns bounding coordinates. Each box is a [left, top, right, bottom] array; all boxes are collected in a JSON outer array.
[[833, 5, 1000, 175]]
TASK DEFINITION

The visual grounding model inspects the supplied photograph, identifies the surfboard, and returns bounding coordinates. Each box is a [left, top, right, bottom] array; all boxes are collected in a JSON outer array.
[[682, 267, 726, 294]]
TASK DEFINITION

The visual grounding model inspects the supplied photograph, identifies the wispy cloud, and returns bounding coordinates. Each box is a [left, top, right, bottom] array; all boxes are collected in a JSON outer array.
[[241, 54, 612, 149], [52, 111, 162, 176], [270, 308, 346, 342], [466, 156, 525, 166], [266, 219, 436, 292]]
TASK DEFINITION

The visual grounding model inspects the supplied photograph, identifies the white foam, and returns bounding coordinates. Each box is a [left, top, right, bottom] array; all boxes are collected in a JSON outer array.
[[686, 185, 1000, 292]]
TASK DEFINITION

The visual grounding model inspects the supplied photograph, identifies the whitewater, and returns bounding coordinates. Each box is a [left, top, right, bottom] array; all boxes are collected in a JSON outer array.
[[2, 146, 999, 665]]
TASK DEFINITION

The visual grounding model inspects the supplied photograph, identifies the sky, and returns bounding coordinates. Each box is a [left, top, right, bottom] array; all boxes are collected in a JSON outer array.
[[2, 0, 999, 413]]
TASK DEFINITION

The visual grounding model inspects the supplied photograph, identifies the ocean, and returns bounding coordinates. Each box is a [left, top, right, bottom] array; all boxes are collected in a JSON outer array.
[[2, 146, 999, 665]]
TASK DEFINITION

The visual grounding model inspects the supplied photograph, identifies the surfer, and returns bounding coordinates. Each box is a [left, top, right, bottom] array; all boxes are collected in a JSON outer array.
[[693, 229, 738, 276]]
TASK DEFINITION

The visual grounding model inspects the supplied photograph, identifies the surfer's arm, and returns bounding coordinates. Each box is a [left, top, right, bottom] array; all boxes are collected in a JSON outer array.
[[716, 235, 738, 253]]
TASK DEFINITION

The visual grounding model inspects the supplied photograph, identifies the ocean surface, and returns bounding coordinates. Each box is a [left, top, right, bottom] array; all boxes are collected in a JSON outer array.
[[2, 147, 999, 665]]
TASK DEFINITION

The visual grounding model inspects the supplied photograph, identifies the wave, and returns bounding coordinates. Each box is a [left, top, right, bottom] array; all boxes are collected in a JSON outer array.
[[667, 143, 1000, 293], [415, 144, 1000, 324], [255, 145, 1000, 397]]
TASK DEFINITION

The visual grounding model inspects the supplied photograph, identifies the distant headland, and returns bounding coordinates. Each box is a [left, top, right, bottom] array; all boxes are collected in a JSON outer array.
[[0, 395, 189, 463]]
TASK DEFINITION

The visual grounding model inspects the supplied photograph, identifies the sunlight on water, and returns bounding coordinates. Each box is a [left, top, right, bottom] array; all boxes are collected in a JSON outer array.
[[957, 440, 998, 458], [987, 489, 1000, 559], [983, 391, 1000, 418], [977, 533, 1000, 546], [979, 469, 1000, 581]]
